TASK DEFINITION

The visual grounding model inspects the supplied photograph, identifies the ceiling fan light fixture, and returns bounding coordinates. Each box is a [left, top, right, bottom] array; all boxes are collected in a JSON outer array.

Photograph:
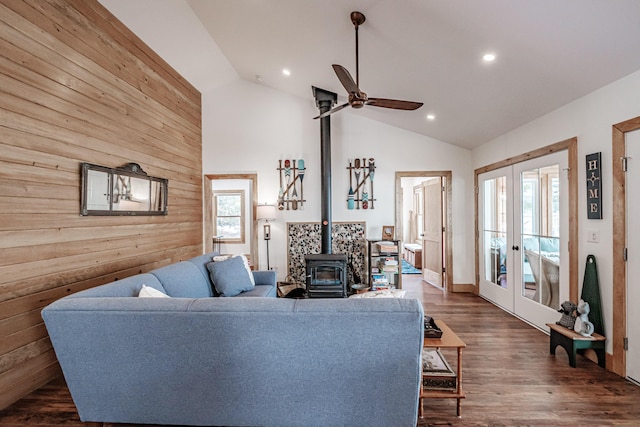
[[426, 114, 436, 121], [483, 53, 496, 62]]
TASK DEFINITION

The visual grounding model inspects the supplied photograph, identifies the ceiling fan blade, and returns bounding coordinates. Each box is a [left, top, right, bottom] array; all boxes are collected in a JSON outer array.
[[366, 98, 423, 110], [313, 102, 350, 119], [332, 64, 360, 94]]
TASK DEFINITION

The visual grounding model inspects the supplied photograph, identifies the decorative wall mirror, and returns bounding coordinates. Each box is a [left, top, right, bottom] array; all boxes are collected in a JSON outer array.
[[80, 162, 168, 216]]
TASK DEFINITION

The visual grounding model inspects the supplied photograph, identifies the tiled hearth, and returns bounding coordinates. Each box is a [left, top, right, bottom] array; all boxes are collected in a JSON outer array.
[[287, 222, 366, 285]]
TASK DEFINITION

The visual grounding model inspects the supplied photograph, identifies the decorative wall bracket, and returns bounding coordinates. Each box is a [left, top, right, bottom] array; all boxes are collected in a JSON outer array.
[[347, 157, 376, 209], [277, 159, 306, 210]]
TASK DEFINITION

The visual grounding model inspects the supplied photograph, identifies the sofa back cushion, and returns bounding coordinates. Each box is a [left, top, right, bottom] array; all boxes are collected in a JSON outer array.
[[150, 261, 212, 298], [186, 252, 220, 296], [42, 297, 423, 426], [66, 274, 164, 298]]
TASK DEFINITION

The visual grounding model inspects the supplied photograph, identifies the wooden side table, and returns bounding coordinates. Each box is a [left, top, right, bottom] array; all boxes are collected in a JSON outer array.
[[419, 320, 466, 418]]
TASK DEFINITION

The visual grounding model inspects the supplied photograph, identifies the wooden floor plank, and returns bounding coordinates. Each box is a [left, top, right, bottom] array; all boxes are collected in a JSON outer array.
[[1, 275, 639, 426]]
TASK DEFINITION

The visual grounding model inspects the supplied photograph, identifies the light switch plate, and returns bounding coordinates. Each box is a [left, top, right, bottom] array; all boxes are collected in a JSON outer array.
[[587, 230, 599, 243]]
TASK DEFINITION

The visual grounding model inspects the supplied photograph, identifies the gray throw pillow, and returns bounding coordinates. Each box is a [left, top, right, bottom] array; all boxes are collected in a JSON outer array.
[[206, 256, 255, 297]]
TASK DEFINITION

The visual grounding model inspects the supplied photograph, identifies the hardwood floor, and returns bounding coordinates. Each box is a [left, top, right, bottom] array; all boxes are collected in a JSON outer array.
[[1, 275, 639, 426]]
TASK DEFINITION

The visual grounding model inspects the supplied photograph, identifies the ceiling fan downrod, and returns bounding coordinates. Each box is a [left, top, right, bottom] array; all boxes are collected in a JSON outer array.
[[350, 11, 365, 88]]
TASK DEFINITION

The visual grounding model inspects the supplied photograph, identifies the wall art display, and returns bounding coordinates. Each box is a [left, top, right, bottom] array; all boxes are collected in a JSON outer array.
[[287, 222, 366, 285], [277, 159, 305, 211], [586, 152, 602, 219], [347, 158, 376, 209]]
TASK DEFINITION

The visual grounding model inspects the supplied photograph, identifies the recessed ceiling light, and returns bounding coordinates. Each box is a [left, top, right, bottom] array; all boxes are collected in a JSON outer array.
[[483, 53, 496, 62], [426, 114, 435, 121], [282, 68, 291, 76]]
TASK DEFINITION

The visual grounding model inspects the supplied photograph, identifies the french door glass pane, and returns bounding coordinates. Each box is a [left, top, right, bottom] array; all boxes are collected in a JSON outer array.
[[521, 165, 560, 309], [483, 177, 507, 288]]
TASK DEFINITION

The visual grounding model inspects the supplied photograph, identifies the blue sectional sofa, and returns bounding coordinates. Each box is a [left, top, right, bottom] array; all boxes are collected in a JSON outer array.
[[42, 251, 424, 427]]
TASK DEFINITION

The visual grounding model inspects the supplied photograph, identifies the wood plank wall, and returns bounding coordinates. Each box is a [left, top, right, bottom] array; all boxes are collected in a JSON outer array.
[[0, 0, 203, 409]]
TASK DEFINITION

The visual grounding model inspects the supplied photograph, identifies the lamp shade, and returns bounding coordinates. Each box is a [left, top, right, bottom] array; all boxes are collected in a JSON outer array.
[[256, 204, 277, 221]]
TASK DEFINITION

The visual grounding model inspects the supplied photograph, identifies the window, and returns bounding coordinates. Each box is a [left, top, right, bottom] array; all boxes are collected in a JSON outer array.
[[213, 190, 245, 243]]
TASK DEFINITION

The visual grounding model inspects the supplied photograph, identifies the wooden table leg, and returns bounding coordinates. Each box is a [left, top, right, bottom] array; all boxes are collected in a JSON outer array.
[[456, 347, 463, 417]]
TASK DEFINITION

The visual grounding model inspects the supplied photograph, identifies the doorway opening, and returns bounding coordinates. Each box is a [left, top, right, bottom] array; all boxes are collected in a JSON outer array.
[[204, 174, 258, 268], [395, 171, 452, 292]]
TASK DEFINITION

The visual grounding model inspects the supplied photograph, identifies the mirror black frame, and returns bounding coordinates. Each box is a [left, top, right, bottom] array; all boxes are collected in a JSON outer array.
[[80, 162, 168, 216]]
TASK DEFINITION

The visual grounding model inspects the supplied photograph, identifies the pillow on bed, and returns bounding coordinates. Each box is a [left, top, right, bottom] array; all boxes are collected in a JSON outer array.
[[206, 256, 255, 297]]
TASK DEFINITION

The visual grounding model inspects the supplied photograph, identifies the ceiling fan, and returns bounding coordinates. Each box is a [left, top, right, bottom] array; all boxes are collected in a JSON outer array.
[[314, 11, 423, 120]]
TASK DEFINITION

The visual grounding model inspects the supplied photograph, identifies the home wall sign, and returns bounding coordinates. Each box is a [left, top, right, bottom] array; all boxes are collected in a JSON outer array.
[[80, 162, 168, 216], [277, 159, 306, 210], [586, 152, 602, 219], [347, 157, 376, 209]]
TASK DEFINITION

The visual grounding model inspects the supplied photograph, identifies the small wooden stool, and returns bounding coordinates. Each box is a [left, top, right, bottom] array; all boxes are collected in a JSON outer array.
[[547, 323, 606, 368]]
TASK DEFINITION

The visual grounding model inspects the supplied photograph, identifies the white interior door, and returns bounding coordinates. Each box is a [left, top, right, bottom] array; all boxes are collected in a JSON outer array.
[[422, 178, 443, 286], [479, 167, 515, 311], [625, 130, 640, 383], [479, 151, 568, 331]]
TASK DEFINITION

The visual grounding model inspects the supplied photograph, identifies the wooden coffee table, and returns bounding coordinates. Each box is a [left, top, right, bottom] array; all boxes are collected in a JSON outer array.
[[419, 320, 466, 418]]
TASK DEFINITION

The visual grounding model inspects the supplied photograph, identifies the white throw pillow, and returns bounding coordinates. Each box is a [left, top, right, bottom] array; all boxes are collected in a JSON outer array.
[[138, 284, 170, 298]]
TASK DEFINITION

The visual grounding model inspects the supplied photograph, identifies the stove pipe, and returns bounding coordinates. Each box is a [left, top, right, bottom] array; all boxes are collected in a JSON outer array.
[[312, 87, 337, 254]]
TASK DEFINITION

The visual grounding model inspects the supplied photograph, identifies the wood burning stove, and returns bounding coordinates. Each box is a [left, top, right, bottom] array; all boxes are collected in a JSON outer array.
[[305, 254, 348, 298]]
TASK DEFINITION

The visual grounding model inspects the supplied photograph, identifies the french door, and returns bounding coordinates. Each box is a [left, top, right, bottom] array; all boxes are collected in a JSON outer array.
[[625, 130, 640, 383], [479, 151, 569, 331]]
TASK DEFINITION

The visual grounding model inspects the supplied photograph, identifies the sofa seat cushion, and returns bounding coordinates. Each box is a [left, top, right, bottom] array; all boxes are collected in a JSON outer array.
[[234, 284, 277, 298], [206, 256, 255, 297]]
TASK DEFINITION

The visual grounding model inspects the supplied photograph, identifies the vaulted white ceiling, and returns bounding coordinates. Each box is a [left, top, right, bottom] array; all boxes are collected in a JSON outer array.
[[184, 0, 640, 149]]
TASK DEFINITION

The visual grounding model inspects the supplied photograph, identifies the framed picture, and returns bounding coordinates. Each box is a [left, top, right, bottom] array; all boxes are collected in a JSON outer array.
[[382, 225, 395, 240]]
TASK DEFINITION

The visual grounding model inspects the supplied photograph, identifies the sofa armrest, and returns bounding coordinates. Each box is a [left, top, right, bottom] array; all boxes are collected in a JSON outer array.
[[252, 270, 276, 286]]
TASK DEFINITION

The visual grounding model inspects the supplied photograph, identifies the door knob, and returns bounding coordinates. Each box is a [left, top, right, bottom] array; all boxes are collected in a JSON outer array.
[[512, 245, 519, 251]]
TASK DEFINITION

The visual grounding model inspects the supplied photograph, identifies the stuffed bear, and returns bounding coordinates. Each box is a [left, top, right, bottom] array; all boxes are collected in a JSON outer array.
[[557, 300, 577, 329], [574, 299, 595, 337]]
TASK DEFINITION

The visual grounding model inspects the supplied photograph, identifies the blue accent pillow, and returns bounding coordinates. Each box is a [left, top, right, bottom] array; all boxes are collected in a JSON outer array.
[[206, 256, 255, 297]]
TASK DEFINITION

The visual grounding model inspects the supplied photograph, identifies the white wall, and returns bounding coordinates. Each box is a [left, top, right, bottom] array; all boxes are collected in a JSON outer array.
[[202, 79, 475, 284], [472, 69, 640, 351], [99, 0, 237, 92]]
